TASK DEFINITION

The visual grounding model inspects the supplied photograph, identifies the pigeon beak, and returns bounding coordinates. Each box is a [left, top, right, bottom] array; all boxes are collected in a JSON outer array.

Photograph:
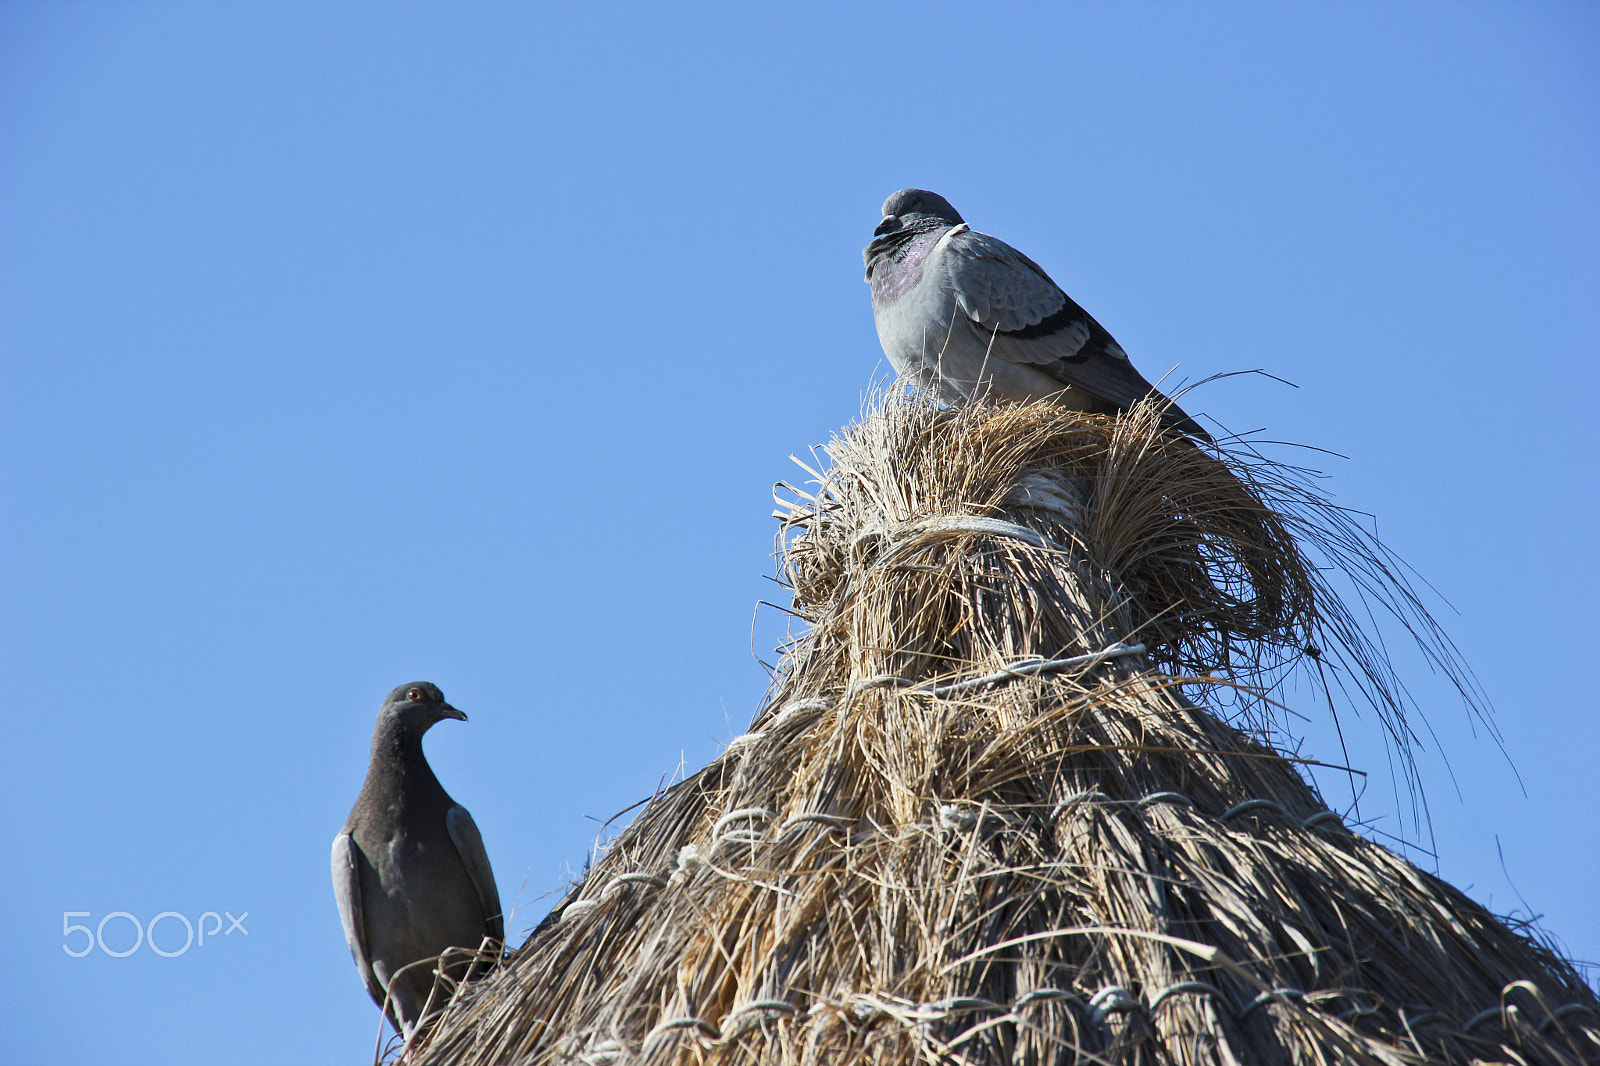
[[440, 704, 468, 722], [873, 215, 901, 236]]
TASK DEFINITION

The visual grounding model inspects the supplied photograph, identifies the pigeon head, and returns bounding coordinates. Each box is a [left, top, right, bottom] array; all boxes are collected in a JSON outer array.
[[379, 681, 467, 732], [875, 189, 964, 235]]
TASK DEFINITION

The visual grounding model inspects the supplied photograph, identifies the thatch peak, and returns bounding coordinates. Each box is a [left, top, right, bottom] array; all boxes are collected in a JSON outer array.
[[413, 397, 1597, 1065]]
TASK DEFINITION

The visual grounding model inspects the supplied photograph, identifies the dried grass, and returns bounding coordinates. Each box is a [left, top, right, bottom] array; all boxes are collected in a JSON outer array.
[[415, 396, 1598, 1065]]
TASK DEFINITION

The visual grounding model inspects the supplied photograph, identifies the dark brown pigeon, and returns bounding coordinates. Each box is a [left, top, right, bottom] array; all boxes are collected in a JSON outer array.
[[332, 682, 502, 1041]]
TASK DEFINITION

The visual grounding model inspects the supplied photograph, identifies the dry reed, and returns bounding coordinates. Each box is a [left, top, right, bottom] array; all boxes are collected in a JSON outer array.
[[414, 396, 1598, 1065]]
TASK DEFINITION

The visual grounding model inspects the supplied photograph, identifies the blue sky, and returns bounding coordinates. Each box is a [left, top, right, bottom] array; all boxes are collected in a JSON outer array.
[[2, 3, 1596, 1062]]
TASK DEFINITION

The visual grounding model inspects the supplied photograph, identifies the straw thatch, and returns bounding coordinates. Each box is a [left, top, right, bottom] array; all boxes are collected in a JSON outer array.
[[414, 396, 1598, 1066]]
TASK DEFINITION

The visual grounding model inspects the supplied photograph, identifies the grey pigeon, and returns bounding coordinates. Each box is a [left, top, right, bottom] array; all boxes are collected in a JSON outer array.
[[332, 682, 503, 1040], [864, 189, 1209, 439]]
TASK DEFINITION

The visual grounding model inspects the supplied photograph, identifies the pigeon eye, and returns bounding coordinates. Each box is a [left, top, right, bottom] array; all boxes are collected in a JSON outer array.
[[407, 687, 424, 702]]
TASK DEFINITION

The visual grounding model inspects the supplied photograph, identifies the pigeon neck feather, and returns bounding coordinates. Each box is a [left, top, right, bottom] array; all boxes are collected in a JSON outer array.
[[864, 215, 953, 279], [366, 718, 450, 797]]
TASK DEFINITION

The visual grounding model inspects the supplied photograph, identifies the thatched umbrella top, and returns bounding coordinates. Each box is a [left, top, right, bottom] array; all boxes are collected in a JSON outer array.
[[417, 398, 1598, 1065]]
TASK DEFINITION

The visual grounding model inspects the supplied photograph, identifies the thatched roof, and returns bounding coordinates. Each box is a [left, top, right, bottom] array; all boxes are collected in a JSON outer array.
[[415, 397, 1598, 1065]]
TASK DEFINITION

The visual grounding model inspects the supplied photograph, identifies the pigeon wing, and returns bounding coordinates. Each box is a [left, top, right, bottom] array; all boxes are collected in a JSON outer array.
[[331, 832, 385, 1005], [941, 227, 1084, 340], [943, 226, 1204, 430], [991, 323, 1168, 413], [446, 805, 504, 943]]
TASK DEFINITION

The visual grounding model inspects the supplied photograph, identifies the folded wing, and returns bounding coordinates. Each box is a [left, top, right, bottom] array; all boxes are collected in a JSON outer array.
[[446, 805, 504, 944], [943, 227, 1208, 436]]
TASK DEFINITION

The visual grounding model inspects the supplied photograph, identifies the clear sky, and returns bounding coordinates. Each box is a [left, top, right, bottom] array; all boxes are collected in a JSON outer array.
[[2, 3, 1596, 1062]]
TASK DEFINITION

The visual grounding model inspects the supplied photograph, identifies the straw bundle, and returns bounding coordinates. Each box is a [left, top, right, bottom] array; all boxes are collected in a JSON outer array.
[[417, 397, 1598, 1065]]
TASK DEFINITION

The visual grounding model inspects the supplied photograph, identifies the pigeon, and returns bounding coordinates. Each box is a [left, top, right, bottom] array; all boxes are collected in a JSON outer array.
[[332, 682, 503, 1040], [864, 189, 1209, 440]]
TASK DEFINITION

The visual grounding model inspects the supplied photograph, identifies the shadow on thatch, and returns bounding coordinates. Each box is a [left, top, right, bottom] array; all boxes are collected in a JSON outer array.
[[416, 397, 1598, 1065]]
